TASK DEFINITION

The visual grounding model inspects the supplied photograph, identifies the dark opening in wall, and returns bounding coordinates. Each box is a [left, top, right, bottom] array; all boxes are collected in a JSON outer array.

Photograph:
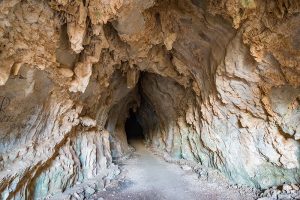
[[125, 108, 144, 140]]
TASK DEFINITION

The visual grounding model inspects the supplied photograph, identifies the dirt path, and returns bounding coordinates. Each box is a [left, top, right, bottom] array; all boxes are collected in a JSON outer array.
[[91, 140, 257, 200]]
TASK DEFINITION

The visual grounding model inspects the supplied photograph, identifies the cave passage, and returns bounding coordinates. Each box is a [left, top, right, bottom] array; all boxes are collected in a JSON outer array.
[[125, 108, 144, 141]]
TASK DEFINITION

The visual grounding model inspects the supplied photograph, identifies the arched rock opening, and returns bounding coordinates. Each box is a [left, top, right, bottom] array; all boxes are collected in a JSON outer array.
[[104, 70, 200, 162], [0, 0, 300, 199]]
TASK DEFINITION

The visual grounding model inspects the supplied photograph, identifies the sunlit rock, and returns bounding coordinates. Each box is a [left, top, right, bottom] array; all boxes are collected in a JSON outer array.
[[0, 0, 299, 199]]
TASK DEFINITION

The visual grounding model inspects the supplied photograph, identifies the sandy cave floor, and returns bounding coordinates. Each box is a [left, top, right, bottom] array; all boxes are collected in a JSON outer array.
[[89, 140, 258, 200]]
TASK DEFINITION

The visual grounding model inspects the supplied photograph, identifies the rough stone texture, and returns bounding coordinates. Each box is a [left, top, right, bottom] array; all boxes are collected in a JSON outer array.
[[258, 183, 300, 200], [0, 0, 299, 199]]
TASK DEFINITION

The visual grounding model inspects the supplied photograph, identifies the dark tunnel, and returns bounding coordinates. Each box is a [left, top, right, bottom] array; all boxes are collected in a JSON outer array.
[[125, 109, 144, 141]]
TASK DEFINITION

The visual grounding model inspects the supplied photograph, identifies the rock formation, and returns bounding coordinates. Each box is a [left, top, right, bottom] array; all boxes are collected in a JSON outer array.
[[0, 0, 299, 199]]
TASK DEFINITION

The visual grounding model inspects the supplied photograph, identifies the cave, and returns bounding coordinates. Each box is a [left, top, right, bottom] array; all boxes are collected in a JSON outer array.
[[0, 0, 300, 200], [124, 108, 144, 141]]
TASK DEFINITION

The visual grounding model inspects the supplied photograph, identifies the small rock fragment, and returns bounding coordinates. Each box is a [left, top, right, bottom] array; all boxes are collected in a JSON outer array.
[[58, 67, 74, 78], [181, 165, 192, 171]]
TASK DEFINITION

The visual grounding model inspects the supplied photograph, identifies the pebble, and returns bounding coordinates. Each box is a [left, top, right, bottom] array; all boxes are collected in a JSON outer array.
[[58, 67, 74, 78], [257, 197, 272, 200], [291, 184, 299, 190], [181, 165, 192, 171], [282, 184, 293, 192]]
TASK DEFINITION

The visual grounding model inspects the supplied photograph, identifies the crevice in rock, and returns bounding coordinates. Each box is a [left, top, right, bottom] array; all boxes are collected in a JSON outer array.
[[125, 108, 144, 141]]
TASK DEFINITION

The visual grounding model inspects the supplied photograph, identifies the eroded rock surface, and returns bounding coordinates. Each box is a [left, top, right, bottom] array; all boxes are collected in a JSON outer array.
[[0, 0, 299, 199]]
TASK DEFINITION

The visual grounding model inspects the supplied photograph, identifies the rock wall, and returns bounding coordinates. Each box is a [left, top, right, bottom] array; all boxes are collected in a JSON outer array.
[[0, 0, 299, 199]]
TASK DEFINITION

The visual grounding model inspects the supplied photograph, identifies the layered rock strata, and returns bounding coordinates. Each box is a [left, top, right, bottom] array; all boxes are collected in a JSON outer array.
[[0, 0, 299, 199]]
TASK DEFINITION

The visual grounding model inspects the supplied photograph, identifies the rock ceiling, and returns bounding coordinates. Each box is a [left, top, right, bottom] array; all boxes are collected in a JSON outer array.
[[0, 0, 299, 199]]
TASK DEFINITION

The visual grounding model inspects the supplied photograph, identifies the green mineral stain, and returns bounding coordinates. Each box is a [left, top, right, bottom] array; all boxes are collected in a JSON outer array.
[[240, 0, 256, 8]]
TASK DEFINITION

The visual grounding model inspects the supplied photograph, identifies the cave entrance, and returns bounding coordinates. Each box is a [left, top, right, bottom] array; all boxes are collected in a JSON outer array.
[[125, 108, 144, 141]]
